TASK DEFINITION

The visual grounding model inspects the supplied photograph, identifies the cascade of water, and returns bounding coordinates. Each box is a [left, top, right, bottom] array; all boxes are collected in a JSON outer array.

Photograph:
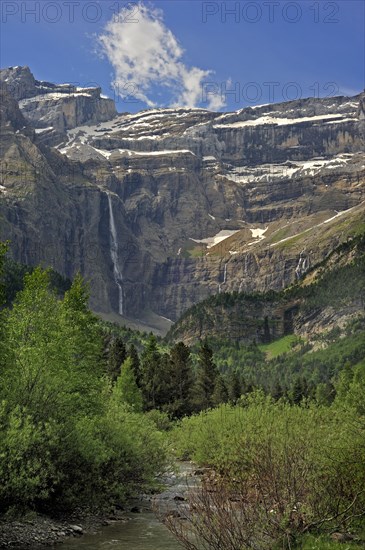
[[223, 262, 227, 284], [295, 250, 309, 281], [106, 192, 124, 315]]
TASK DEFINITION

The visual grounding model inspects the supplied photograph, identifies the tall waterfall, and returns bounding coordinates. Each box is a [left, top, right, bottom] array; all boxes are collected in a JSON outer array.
[[218, 262, 228, 293], [223, 262, 227, 284], [107, 193, 124, 315]]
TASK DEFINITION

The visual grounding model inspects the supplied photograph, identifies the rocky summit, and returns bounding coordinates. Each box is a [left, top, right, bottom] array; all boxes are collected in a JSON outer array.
[[0, 66, 364, 332]]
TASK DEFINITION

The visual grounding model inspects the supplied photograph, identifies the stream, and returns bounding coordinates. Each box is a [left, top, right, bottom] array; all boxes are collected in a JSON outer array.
[[60, 463, 196, 550]]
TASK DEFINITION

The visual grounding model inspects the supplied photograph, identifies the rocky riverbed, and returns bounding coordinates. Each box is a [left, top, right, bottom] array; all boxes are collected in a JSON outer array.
[[0, 463, 195, 549], [0, 508, 129, 548]]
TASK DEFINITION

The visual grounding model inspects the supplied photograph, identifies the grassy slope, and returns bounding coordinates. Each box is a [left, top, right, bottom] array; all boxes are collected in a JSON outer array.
[[259, 334, 300, 359]]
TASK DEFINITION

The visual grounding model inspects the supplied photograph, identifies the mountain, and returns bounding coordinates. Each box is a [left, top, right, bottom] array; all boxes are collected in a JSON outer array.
[[166, 233, 365, 345], [0, 66, 364, 332]]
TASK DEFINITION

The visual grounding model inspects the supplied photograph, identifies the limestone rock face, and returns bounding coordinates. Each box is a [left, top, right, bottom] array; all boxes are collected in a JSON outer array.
[[0, 67, 364, 330], [0, 66, 117, 145], [0, 66, 37, 100]]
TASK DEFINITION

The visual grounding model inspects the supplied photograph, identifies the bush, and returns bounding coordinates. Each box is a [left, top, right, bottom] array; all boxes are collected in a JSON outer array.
[[167, 394, 365, 548]]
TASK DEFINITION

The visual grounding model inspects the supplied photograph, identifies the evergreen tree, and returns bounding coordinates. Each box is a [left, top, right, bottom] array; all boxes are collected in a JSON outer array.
[[291, 378, 305, 405], [272, 382, 284, 401], [212, 375, 228, 406], [108, 335, 127, 382], [140, 334, 162, 410], [128, 343, 141, 387], [263, 316, 271, 344], [228, 371, 242, 403], [158, 352, 176, 408], [169, 342, 194, 417], [194, 340, 219, 409], [113, 357, 143, 412]]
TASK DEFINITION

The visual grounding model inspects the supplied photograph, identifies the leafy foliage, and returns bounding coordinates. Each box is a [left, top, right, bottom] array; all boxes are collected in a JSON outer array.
[[169, 393, 365, 548], [0, 264, 168, 514]]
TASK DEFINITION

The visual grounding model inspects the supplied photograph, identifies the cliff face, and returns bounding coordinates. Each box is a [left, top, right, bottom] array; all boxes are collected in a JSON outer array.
[[0, 66, 364, 330], [166, 235, 365, 345], [0, 66, 116, 145]]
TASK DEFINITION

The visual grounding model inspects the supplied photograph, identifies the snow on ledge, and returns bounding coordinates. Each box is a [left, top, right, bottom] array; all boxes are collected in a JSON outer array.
[[35, 127, 54, 134], [191, 229, 240, 248], [213, 113, 348, 129]]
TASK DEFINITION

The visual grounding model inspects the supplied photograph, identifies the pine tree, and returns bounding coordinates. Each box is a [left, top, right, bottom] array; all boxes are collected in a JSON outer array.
[[194, 340, 219, 410], [113, 357, 143, 412], [108, 335, 127, 382], [228, 371, 242, 403], [128, 343, 141, 387], [263, 316, 271, 344], [140, 334, 162, 410], [272, 382, 284, 401], [212, 375, 228, 406], [292, 378, 305, 405], [169, 342, 194, 417]]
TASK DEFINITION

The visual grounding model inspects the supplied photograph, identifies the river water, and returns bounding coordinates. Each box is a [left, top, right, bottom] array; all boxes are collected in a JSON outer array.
[[60, 463, 196, 550], [60, 513, 182, 549]]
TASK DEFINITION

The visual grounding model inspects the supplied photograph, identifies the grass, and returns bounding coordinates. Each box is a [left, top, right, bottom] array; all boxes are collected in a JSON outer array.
[[274, 232, 308, 249], [298, 534, 365, 549], [269, 225, 294, 244], [259, 334, 300, 359]]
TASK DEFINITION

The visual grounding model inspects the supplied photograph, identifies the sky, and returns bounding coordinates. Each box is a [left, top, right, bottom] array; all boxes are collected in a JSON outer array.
[[1, 0, 364, 113]]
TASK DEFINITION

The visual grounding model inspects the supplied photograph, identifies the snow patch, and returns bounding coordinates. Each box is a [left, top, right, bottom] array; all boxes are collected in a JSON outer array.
[[131, 149, 195, 156], [34, 127, 53, 134], [191, 229, 240, 248], [248, 227, 268, 245], [224, 153, 359, 184], [250, 227, 268, 239], [214, 113, 348, 129], [20, 92, 93, 105]]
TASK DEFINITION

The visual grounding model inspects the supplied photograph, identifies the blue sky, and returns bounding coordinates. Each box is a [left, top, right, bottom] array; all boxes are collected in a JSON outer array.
[[1, 1, 364, 112]]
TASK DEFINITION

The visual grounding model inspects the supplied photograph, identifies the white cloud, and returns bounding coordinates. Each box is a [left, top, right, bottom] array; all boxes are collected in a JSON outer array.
[[98, 3, 226, 110]]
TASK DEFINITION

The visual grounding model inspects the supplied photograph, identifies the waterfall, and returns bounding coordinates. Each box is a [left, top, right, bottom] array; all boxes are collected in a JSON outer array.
[[218, 262, 228, 293], [223, 262, 227, 284], [295, 250, 310, 280], [106, 192, 124, 315]]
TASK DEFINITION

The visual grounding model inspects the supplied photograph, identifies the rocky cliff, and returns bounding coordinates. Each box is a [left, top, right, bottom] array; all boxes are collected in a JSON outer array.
[[0, 66, 364, 331], [0, 66, 116, 146], [166, 234, 365, 345]]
